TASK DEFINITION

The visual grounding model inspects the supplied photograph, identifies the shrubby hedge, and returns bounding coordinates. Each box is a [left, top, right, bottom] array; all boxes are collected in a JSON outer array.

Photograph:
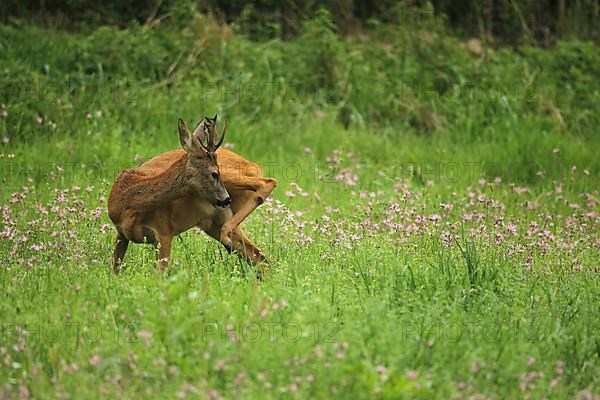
[[2, 0, 599, 44]]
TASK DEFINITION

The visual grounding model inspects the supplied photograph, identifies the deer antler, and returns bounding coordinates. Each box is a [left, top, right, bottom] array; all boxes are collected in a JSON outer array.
[[215, 120, 227, 149], [204, 115, 217, 150], [187, 114, 226, 152]]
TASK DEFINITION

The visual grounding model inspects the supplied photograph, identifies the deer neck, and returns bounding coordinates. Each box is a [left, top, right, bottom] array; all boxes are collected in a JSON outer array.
[[159, 154, 193, 197], [125, 154, 193, 210]]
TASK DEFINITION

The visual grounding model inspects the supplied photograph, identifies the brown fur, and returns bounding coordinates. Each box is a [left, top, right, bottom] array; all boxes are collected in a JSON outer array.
[[107, 117, 277, 276]]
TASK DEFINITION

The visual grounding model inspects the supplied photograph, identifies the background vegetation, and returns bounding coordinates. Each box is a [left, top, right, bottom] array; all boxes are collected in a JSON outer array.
[[0, 1, 598, 399], [3, 0, 600, 44]]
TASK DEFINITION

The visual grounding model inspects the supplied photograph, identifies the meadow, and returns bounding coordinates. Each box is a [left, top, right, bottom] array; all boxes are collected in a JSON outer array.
[[0, 11, 599, 399]]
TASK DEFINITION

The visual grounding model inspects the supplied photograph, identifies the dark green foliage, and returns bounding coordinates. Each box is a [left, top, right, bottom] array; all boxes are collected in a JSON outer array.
[[1, 13, 599, 188], [2, 0, 599, 43], [0, 4, 598, 202]]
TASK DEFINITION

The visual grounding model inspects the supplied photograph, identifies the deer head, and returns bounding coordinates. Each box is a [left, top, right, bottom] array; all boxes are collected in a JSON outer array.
[[178, 118, 230, 208]]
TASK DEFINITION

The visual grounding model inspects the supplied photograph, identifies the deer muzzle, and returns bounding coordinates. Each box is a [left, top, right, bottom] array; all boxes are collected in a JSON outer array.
[[216, 197, 231, 208]]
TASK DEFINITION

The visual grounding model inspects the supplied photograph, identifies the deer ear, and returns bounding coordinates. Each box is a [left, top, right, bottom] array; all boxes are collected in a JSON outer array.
[[178, 118, 195, 153]]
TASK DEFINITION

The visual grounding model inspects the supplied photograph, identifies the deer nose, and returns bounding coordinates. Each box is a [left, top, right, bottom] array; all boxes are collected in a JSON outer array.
[[216, 197, 231, 208]]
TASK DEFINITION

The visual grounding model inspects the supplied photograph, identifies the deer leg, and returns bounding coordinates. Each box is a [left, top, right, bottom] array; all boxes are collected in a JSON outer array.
[[229, 226, 269, 264], [221, 177, 277, 238], [230, 226, 270, 277], [202, 225, 268, 279], [112, 232, 129, 273], [139, 226, 168, 269], [156, 234, 173, 270], [215, 208, 234, 253]]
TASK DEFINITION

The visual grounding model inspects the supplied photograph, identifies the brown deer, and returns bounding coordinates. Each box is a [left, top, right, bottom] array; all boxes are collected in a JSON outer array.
[[108, 115, 277, 274]]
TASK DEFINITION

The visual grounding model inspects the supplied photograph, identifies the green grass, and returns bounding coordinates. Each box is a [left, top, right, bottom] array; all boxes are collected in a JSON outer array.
[[0, 16, 599, 399]]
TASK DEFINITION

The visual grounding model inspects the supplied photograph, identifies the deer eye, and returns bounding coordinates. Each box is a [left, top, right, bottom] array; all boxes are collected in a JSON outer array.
[[211, 172, 219, 180]]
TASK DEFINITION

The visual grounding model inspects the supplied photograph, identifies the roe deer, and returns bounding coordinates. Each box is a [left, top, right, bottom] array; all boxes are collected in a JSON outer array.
[[108, 115, 277, 275], [108, 117, 233, 271]]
